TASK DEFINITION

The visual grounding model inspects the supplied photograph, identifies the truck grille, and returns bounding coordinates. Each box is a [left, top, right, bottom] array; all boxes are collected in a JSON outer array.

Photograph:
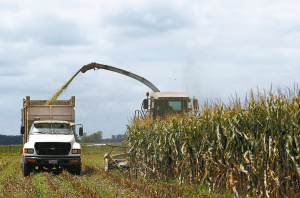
[[35, 142, 71, 155]]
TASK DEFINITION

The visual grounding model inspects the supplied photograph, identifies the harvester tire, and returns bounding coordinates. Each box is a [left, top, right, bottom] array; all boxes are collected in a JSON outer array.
[[104, 158, 109, 171]]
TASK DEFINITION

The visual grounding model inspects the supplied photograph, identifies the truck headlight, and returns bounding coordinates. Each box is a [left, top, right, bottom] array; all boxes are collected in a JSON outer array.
[[24, 149, 34, 154], [72, 149, 81, 154]]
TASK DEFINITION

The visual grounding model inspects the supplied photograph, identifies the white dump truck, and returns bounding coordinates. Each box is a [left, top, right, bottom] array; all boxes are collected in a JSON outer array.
[[20, 96, 83, 177]]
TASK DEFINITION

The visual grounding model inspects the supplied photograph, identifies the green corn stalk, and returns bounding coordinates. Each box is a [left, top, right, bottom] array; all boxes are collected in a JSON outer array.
[[126, 87, 300, 197]]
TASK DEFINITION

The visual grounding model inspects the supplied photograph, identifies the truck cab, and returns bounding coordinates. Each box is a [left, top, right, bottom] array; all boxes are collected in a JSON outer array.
[[21, 120, 83, 176]]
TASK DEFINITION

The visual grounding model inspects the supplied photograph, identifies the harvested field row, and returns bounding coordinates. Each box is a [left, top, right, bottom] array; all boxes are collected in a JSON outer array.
[[0, 145, 234, 197], [0, 156, 137, 197]]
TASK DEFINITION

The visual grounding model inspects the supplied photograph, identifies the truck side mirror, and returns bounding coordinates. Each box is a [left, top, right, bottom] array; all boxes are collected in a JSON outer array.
[[143, 99, 148, 109], [20, 125, 25, 134], [79, 127, 83, 136]]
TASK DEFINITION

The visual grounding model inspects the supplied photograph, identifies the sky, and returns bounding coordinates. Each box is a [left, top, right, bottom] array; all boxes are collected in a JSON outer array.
[[1, 0, 300, 138]]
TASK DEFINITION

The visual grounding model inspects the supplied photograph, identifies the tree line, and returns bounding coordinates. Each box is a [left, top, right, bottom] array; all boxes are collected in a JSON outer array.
[[80, 131, 102, 143], [0, 135, 22, 145]]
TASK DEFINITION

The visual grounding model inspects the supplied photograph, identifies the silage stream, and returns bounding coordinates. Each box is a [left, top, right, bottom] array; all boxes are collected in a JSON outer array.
[[45, 70, 80, 105]]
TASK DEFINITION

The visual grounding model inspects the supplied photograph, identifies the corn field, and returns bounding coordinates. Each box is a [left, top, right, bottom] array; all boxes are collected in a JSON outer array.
[[126, 88, 300, 197]]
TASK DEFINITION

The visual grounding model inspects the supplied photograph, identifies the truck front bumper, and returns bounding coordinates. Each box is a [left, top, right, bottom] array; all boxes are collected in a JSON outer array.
[[25, 156, 81, 166]]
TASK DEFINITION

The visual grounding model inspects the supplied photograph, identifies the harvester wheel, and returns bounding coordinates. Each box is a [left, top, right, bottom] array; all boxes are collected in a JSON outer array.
[[104, 158, 109, 171]]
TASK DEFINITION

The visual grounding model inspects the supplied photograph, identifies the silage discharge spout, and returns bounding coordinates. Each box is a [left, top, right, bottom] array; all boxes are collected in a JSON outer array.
[[80, 62, 160, 92]]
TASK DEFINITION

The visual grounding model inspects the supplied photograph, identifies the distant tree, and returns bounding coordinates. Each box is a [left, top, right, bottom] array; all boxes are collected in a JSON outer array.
[[81, 131, 102, 143], [97, 131, 103, 137], [0, 135, 22, 145]]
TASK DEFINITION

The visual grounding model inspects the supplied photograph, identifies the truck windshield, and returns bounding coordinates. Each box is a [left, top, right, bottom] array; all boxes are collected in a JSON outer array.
[[31, 123, 73, 135]]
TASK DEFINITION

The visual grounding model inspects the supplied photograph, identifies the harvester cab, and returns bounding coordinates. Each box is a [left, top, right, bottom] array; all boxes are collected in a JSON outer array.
[[136, 92, 199, 120]]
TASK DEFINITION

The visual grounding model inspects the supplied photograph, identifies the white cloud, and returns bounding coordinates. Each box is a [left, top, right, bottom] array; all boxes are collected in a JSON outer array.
[[0, 0, 300, 138]]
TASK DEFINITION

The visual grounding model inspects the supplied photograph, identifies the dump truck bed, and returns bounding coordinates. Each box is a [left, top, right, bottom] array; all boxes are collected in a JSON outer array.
[[21, 96, 75, 145]]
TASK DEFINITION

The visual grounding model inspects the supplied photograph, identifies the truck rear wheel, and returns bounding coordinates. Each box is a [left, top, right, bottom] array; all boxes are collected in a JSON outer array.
[[22, 162, 32, 177]]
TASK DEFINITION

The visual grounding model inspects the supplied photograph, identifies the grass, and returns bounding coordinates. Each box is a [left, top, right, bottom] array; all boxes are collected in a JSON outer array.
[[0, 145, 22, 156], [0, 143, 237, 197]]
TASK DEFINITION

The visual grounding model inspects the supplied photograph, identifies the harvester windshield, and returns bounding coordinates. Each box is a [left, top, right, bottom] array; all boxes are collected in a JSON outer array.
[[154, 100, 188, 117]]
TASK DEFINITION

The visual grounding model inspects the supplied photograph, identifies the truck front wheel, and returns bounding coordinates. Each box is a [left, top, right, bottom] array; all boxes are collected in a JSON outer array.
[[22, 161, 32, 177], [68, 164, 81, 175], [74, 164, 81, 175]]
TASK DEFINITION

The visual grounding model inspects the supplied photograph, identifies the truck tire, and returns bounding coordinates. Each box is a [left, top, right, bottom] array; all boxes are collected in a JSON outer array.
[[69, 164, 81, 175], [22, 161, 32, 177], [74, 164, 81, 175]]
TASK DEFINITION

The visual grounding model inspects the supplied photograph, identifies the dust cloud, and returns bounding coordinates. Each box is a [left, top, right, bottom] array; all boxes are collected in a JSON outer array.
[[183, 57, 202, 100]]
